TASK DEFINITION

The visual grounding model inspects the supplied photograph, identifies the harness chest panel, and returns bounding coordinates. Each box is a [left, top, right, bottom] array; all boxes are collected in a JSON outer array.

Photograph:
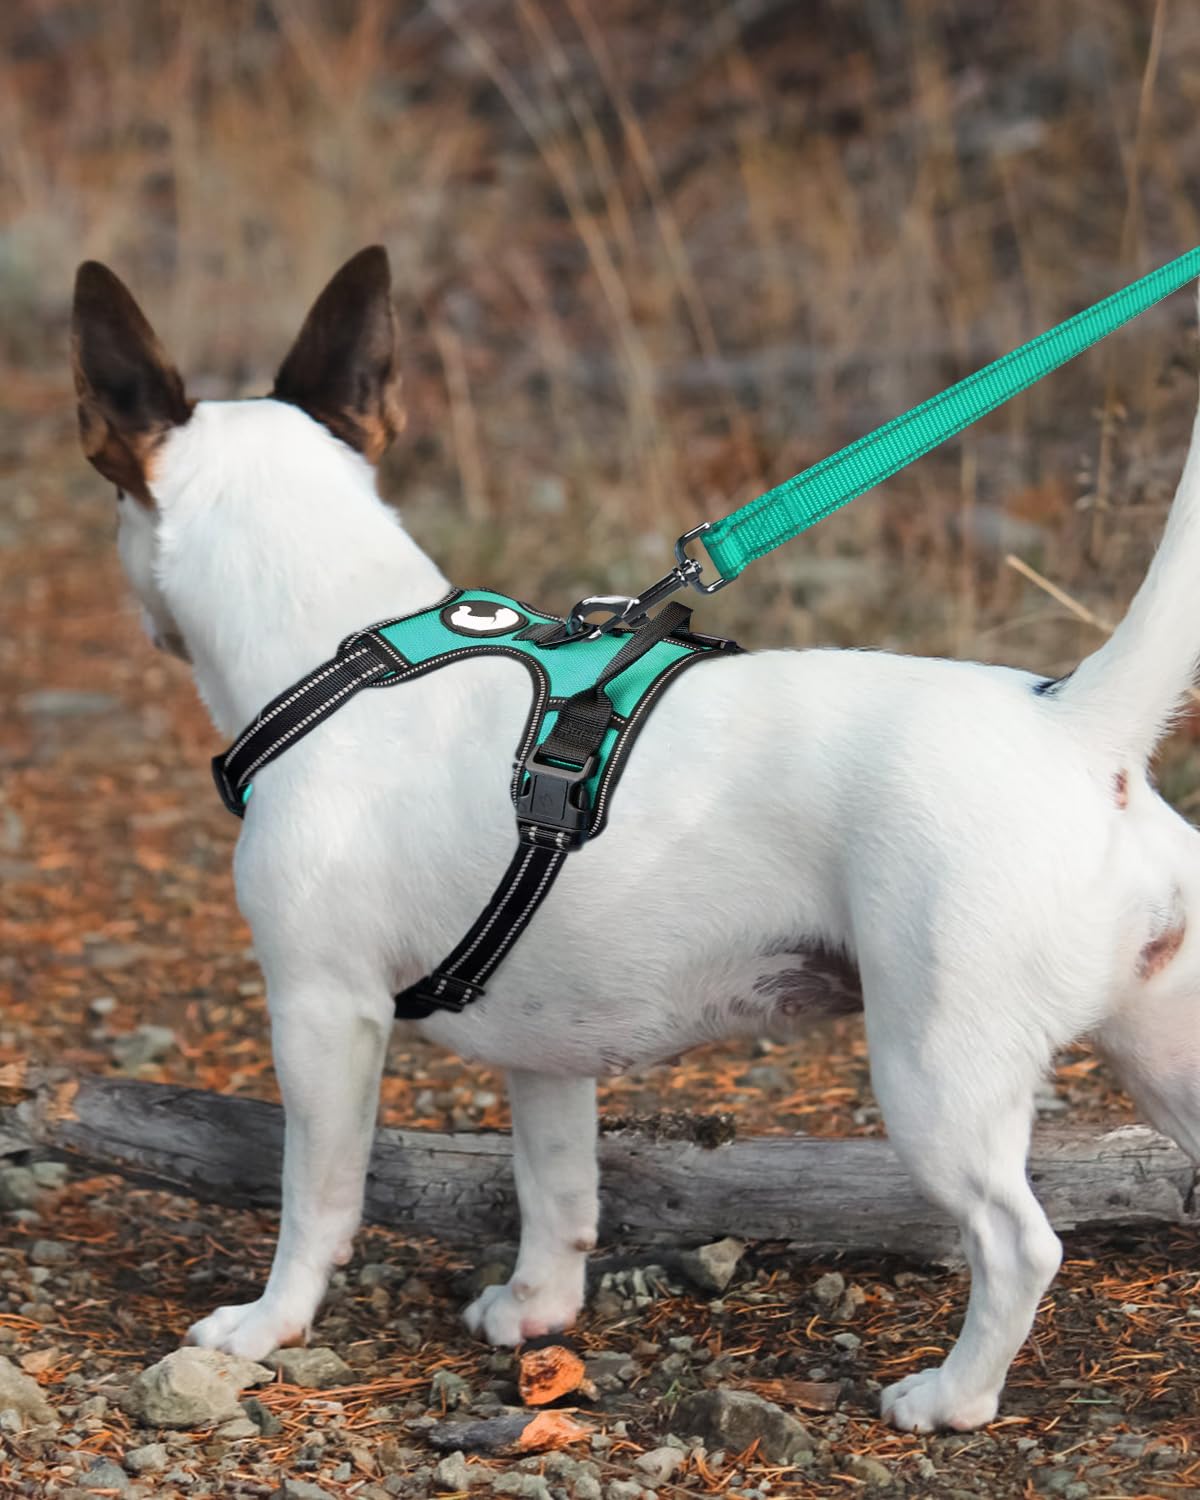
[[370, 589, 737, 838], [213, 588, 739, 1018]]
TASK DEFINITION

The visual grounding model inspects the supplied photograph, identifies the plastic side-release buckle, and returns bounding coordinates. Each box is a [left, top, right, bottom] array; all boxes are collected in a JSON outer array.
[[515, 748, 597, 850]]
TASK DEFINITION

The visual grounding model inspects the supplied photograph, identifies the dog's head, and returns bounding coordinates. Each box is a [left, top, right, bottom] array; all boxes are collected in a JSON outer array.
[[71, 247, 405, 660]]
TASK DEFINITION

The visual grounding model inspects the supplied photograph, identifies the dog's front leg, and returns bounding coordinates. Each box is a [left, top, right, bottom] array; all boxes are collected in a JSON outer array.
[[465, 1071, 598, 1345], [187, 988, 391, 1360]]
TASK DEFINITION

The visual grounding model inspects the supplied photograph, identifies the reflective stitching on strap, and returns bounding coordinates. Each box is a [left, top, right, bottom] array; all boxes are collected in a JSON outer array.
[[225, 645, 377, 762], [474, 849, 568, 981], [442, 844, 540, 976], [236, 661, 389, 784]]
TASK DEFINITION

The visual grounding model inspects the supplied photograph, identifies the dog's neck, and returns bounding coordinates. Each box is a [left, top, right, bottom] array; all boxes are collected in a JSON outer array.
[[153, 401, 449, 736]]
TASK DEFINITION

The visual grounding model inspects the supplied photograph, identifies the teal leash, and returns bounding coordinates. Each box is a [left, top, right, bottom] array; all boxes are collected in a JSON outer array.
[[564, 247, 1200, 639]]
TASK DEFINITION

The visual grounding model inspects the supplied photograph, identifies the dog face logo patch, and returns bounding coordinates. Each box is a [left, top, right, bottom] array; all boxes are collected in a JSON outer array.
[[441, 601, 528, 637]]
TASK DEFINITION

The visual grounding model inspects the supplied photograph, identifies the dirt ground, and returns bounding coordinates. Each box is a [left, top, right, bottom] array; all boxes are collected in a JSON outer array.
[[4, 2, 1200, 1497], [1, 396, 1198, 1500]]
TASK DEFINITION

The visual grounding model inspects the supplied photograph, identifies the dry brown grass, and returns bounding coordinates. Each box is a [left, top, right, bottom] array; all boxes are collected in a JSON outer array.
[[4, 1, 1200, 722]]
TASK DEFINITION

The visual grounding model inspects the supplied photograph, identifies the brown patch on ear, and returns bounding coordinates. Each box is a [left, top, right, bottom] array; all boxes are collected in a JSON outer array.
[[1114, 769, 1129, 810], [72, 262, 191, 506], [271, 245, 404, 463]]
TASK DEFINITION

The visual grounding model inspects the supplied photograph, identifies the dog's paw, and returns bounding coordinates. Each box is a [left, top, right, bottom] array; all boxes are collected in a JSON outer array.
[[185, 1299, 308, 1362], [881, 1367, 999, 1433], [463, 1277, 584, 1347]]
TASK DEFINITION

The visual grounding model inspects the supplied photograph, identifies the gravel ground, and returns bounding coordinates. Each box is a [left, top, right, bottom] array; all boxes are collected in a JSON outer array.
[[2, 347, 1199, 1496]]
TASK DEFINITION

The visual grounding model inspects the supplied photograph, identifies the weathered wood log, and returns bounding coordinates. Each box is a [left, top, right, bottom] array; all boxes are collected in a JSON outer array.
[[3, 1069, 1197, 1258]]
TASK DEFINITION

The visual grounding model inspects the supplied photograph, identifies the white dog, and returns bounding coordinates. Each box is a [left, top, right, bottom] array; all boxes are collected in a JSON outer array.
[[71, 247, 1200, 1433]]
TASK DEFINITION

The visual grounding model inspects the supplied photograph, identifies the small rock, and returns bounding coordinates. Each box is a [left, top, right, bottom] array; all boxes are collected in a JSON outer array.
[[835, 1284, 867, 1322], [812, 1272, 845, 1309], [1108, 1434, 1145, 1458], [635, 1447, 684, 1484], [492, 1475, 553, 1499], [676, 1389, 813, 1464], [31, 1161, 69, 1190], [574, 1478, 602, 1500], [434, 1450, 478, 1490], [111, 1024, 176, 1072], [431, 1369, 473, 1411], [84, 1458, 130, 1491], [122, 1347, 273, 1428], [604, 1483, 643, 1500], [20, 689, 118, 717], [0, 1167, 40, 1210], [269, 1346, 352, 1388], [124, 1443, 169, 1474], [832, 1332, 861, 1352], [0, 1354, 58, 1429], [216, 1415, 261, 1438], [846, 1454, 892, 1487], [274, 1481, 336, 1500], [677, 1238, 746, 1295], [584, 1351, 638, 1391], [30, 1239, 70, 1265], [1063, 1485, 1089, 1500], [241, 1395, 284, 1435]]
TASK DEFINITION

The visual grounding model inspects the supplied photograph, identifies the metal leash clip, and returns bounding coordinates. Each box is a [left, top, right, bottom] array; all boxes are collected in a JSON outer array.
[[561, 522, 731, 641]]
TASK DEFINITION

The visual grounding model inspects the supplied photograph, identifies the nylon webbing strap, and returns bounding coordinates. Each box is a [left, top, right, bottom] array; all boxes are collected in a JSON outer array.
[[395, 602, 694, 1019], [704, 247, 1200, 582], [212, 631, 402, 816], [393, 843, 567, 1019]]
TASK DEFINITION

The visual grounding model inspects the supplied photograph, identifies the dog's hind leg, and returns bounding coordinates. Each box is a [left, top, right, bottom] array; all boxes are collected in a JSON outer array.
[[1094, 945, 1200, 1162], [868, 994, 1062, 1433], [186, 985, 392, 1359], [464, 1071, 598, 1345]]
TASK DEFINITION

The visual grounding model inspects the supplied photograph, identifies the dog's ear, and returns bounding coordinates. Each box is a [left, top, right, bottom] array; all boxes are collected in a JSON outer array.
[[272, 245, 404, 464], [72, 262, 191, 506]]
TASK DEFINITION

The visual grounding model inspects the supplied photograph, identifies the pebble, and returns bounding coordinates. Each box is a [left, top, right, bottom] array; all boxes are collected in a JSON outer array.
[[573, 1479, 602, 1500], [832, 1332, 861, 1352], [0, 1354, 58, 1428], [274, 1481, 336, 1500], [20, 688, 118, 717], [676, 1389, 813, 1464], [677, 1238, 745, 1294], [242, 1395, 284, 1435], [812, 1271, 845, 1309], [84, 1458, 130, 1491], [269, 1346, 352, 1388], [433, 1450, 477, 1490], [604, 1483, 643, 1500], [30, 1239, 71, 1265], [430, 1368, 472, 1410], [0, 1166, 40, 1210], [124, 1443, 169, 1474], [123, 1347, 273, 1427], [216, 1415, 261, 1438], [491, 1475, 553, 1499], [635, 1447, 684, 1484], [846, 1453, 892, 1487], [111, 1023, 176, 1071]]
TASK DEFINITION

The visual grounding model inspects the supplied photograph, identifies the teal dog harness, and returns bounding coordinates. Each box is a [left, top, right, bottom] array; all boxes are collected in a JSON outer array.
[[213, 589, 739, 1017]]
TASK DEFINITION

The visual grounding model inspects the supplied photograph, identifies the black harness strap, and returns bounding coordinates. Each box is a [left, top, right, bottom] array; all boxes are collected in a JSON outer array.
[[212, 630, 405, 816], [213, 598, 724, 1023], [394, 603, 692, 1019]]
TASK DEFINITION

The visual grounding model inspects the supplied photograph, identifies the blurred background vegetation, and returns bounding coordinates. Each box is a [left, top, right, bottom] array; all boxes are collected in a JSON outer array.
[[4, 0, 1200, 783]]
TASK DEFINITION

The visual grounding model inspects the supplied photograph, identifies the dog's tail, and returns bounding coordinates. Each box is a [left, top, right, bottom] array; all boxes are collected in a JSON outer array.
[[1048, 305, 1200, 764]]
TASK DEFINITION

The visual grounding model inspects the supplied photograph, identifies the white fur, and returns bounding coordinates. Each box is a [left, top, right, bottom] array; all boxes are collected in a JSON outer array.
[[122, 384, 1200, 1433]]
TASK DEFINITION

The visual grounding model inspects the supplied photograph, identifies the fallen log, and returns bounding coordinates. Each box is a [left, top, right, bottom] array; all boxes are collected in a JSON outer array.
[[3, 1069, 1197, 1258]]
